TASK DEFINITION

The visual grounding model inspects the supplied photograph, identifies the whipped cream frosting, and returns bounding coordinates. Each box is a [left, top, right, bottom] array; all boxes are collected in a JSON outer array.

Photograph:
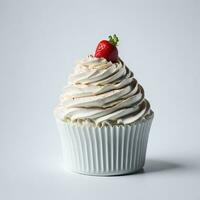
[[55, 56, 151, 126]]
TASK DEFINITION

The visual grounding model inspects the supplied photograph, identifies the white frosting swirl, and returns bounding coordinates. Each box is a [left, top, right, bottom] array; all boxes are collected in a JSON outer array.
[[55, 56, 151, 126]]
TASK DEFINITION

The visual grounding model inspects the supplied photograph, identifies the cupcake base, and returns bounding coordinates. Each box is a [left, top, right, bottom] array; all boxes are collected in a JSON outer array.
[[71, 168, 144, 176], [56, 113, 153, 176]]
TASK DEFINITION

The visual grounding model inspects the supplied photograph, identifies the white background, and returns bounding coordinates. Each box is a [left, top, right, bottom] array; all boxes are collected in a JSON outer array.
[[1, 0, 200, 199]]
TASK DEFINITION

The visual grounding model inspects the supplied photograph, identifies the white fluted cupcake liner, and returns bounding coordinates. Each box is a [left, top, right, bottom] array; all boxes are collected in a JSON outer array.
[[56, 114, 153, 176]]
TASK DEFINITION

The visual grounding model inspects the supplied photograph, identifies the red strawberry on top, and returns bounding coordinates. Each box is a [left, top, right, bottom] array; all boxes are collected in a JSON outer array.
[[95, 34, 119, 62]]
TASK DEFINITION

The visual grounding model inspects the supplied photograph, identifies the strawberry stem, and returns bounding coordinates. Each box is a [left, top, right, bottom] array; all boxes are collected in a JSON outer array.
[[108, 34, 119, 46]]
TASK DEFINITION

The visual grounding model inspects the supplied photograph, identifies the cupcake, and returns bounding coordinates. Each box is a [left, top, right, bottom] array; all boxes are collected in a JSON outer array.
[[54, 34, 154, 176]]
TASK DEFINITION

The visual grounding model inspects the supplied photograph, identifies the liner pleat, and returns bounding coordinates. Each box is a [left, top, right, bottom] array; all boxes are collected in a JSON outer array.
[[56, 115, 153, 176]]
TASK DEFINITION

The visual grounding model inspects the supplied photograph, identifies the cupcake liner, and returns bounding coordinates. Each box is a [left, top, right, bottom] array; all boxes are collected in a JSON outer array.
[[56, 114, 153, 176]]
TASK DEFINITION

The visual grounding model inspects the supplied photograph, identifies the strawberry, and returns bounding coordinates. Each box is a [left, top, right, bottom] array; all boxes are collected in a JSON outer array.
[[95, 34, 119, 62]]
